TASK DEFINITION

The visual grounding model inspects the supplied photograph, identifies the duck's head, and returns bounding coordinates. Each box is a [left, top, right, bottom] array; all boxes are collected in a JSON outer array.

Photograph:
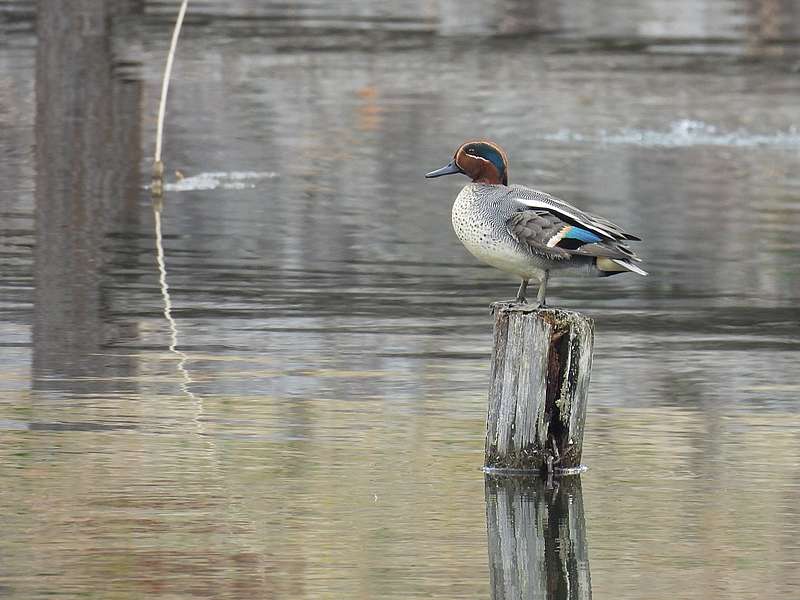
[[425, 140, 508, 186]]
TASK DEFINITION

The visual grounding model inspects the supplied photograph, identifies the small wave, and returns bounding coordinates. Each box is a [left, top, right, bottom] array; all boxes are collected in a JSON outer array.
[[161, 171, 279, 192], [543, 119, 800, 148]]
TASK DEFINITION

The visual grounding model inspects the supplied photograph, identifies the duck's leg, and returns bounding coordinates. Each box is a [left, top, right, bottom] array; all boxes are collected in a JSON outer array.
[[535, 270, 549, 308], [515, 279, 529, 303]]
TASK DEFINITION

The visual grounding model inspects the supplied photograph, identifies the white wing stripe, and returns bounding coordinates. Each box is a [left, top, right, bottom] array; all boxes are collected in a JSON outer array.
[[612, 259, 648, 276]]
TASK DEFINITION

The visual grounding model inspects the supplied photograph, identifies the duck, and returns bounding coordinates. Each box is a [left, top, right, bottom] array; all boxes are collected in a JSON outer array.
[[425, 140, 646, 307]]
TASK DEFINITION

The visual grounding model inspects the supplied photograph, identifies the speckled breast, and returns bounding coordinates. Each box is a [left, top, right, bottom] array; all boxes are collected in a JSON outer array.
[[451, 184, 546, 280]]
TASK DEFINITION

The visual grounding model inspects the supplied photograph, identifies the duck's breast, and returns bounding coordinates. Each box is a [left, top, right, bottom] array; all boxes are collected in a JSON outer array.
[[451, 185, 546, 279]]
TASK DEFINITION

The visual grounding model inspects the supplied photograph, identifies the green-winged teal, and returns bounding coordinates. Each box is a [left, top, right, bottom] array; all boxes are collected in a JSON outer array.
[[425, 140, 646, 306]]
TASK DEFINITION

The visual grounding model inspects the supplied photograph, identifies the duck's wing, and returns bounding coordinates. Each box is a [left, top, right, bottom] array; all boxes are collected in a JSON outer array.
[[507, 186, 641, 242], [505, 187, 646, 271]]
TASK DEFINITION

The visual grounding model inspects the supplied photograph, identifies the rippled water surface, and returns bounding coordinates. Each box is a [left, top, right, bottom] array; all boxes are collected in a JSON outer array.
[[2, 1, 800, 599]]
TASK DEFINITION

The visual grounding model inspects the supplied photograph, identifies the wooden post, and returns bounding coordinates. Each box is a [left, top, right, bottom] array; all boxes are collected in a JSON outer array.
[[485, 306, 594, 473], [485, 474, 592, 600]]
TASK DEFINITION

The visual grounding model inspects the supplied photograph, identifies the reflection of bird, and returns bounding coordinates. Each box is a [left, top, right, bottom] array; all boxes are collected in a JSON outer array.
[[426, 140, 646, 306]]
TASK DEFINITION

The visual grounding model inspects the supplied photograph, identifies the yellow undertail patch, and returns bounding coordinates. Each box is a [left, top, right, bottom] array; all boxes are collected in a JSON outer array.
[[596, 257, 627, 272]]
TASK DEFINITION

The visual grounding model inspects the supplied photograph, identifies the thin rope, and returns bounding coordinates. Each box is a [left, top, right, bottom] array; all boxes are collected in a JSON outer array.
[[154, 0, 189, 164]]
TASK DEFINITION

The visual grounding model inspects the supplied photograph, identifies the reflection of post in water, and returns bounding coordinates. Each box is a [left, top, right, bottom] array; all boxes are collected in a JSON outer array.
[[33, 0, 142, 388], [485, 474, 592, 600]]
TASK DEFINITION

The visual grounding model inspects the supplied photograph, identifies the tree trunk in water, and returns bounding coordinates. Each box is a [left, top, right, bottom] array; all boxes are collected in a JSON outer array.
[[485, 306, 593, 473]]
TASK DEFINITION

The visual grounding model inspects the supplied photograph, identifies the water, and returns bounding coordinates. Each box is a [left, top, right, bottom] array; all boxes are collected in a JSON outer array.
[[2, 1, 800, 598]]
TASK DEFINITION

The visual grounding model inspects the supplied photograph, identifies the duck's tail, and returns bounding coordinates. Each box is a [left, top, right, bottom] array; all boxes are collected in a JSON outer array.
[[596, 257, 648, 277]]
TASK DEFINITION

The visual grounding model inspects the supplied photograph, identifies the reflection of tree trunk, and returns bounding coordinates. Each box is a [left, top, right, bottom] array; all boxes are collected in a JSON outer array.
[[33, 0, 142, 389], [486, 474, 592, 600]]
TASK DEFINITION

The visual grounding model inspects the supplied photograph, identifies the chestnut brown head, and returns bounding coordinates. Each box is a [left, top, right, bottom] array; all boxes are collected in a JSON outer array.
[[425, 140, 508, 186]]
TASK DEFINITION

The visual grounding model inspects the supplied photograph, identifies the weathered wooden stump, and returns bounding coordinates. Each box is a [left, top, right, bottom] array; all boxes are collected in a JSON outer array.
[[485, 474, 592, 600], [485, 305, 594, 473]]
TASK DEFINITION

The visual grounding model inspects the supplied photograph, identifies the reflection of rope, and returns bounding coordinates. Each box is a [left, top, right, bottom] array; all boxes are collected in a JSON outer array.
[[153, 201, 197, 403]]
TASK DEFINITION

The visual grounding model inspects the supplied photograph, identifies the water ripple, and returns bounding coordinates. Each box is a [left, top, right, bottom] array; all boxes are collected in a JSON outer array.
[[161, 171, 279, 192], [544, 119, 800, 148]]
